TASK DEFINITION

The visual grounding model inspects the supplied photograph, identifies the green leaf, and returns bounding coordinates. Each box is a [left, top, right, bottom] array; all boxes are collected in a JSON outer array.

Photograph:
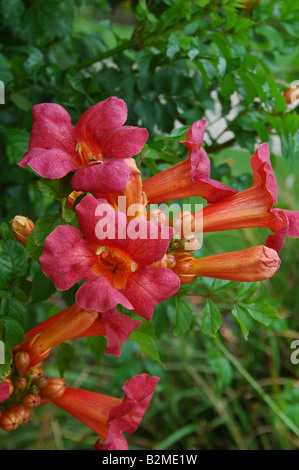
[[0, 239, 28, 288], [239, 303, 280, 327], [57, 343, 75, 378], [202, 299, 222, 337], [3, 318, 24, 350], [1, 298, 27, 325], [231, 304, 251, 340], [130, 319, 158, 344], [31, 262, 56, 302], [86, 336, 106, 366], [1, 128, 30, 164], [32, 214, 67, 247], [173, 296, 193, 336], [236, 282, 260, 301], [38, 174, 73, 201], [139, 342, 163, 365]]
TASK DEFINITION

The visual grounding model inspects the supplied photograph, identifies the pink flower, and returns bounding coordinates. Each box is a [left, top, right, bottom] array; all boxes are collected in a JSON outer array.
[[40, 195, 180, 320], [0, 381, 10, 404], [18, 97, 148, 194], [190, 143, 299, 253], [142, 120, 238, 204], [51, 374, 159, 450]]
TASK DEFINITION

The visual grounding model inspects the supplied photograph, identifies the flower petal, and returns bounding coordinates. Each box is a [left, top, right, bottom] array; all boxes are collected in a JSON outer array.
[[71, 159, 131, 193], [95, 374, 159, 450], [76, 195, 127, 246], [40, 225, 95, 290], [75, 97, 128, 152], [19, 148, 76, 178], [76, 276, 134, 312], [98, 126, 148, 159], [121, 268, 180, 320], [250, 143, 278, 206], [0, 381, 10, 404]]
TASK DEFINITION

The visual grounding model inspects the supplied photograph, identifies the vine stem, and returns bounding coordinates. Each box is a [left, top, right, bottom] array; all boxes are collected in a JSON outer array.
[[69, 10, 208, 73], [217, 341, 299, 438]]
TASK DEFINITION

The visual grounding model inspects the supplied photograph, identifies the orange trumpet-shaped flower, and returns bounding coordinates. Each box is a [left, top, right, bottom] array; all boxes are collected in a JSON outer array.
[[173, 246, 280, 283], [191, 143, 299, 253], [142, 120, 237, 205], [51, 374, 159, 450], [17, 303, 141, 365]]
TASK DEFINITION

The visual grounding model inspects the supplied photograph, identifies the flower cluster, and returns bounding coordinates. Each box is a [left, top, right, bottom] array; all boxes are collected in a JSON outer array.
[[3, 96, 299, 449]]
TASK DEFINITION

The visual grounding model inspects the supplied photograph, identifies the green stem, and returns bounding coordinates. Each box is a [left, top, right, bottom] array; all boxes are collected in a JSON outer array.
[[217, 341, 299, 438], [69, 10, 206, 73]]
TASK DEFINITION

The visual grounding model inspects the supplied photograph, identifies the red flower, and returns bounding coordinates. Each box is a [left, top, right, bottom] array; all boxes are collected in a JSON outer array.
[[173, 245, 280, 283], [50, 374, 159, 450], [142, 120, 237, 204], [0, 381, 10, 404], [191, 143, 299, 253], [40, 195, 180, 320], [18, 303, 141, 364], [18, 97, 148, 194]]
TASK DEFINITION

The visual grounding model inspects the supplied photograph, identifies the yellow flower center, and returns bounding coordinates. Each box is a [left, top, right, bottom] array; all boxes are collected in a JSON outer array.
[[93, 246, 138, 289], [76, 142, 103, 167]]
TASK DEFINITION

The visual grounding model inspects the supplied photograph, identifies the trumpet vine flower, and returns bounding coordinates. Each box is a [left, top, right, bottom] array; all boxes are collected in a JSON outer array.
[[173, 245, 280, 284], [51, 374, 159, 450], [17, 303, 141, 364], [18, 97, 148, 194], [142, 120, 237, 204], [40, 195, 180, 320], [191, 143, 299, 253]]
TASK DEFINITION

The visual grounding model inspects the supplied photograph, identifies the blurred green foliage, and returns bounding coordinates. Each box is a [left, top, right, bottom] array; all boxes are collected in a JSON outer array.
[[1, 0, 299, 450]]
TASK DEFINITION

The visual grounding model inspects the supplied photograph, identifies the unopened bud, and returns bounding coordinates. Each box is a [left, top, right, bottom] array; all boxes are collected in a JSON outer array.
[[284, 87, 299, 104], [10, 216, 34, 247], [15, 377, 28, 390], [66, 191, 83, 210], [5, 378, 14, 398], [166, 254, 176, 269], [25, 366, 44, 381], [14, 351, 31, 375], [182, 235, 200, 251], [172, 211, 194, 237], [0, 411, 20, 431], [35, 376, 48, 389], [5, 404, 31, 424], [22, 393, 41, 408], [148, 209, 169, 227], [39, 378, 66, 400], [149, 254, 168, 268]]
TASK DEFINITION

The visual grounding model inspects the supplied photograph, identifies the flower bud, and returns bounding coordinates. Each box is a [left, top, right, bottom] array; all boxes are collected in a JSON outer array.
[[172, 211, 194, 237], [15, 376, 28, 390], [149, 254, 168, 268], [35, 376, 48, 389], [22, 393, 41, 409], [66, 191, 83, 210], [0, 411, 20, 431], [147, 209, 169, 227], [5, 404, 31, 424], [25, 366, 44, 381], [39, 378, 66, 400], [10, 216, 35, 247], [4, 378, 14, 398], [166, 254, 176, 269], [284, 87, 299, 105], [14, 351, 31, 375]]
